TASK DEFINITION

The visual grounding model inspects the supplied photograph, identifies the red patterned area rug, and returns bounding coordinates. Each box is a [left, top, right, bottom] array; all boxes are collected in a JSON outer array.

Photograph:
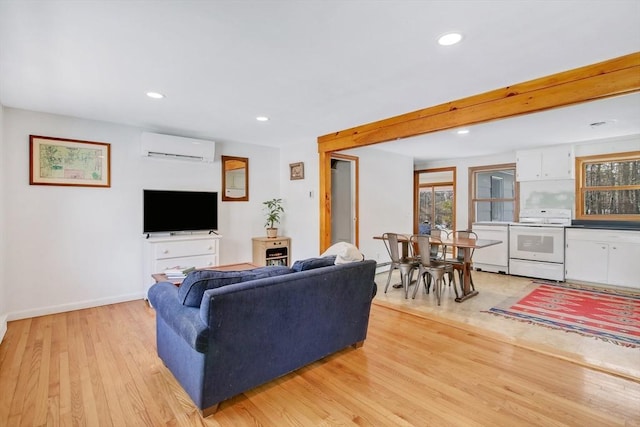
[[484, 281, 640, 348]]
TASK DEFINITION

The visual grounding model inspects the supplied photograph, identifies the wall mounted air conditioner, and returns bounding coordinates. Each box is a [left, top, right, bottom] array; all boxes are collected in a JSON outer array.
[[141, 132, 215, 162]]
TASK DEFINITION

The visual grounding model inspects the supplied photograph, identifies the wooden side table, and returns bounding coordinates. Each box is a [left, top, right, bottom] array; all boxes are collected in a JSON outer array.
[[252, 236, 291, 266]]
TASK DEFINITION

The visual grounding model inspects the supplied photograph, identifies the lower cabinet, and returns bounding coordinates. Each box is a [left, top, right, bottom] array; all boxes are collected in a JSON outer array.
[[565, 228, 640, 289]]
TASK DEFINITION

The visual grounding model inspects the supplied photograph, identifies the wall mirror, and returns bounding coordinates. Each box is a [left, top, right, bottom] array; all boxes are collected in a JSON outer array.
[[221, 155, 249, 201]]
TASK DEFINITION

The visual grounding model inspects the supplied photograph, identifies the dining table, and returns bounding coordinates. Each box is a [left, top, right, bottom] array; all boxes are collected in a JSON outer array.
[[374, 233, 502, 303]]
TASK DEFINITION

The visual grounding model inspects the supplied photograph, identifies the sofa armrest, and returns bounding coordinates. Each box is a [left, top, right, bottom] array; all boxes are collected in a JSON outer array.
[[148, 282, 210, 353]]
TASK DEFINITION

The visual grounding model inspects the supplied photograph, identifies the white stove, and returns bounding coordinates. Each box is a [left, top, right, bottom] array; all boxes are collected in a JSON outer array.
[[509, 208, 571, 281], [515, 208, 572, 227]]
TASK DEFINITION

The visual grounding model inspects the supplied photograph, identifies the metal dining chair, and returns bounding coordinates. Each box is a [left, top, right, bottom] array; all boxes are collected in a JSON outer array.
[[444, 230, 478, 294], [429, 229, 456, 290], [411, 234, 448, 305], [382, 232, 419, 298]]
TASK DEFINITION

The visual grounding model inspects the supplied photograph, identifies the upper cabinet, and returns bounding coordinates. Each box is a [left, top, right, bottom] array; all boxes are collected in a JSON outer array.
[[516, 145, 574, 181]]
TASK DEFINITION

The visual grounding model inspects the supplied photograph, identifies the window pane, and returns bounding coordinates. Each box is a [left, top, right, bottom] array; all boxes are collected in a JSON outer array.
[[585, 160, 640, 187], [471, 166, 517, 223], [419, 189, 432, 224], [434, 187, 453, 229], [475, 171, 515, 198], [475, 201, 515, 222], [583, 189, 640, 215]]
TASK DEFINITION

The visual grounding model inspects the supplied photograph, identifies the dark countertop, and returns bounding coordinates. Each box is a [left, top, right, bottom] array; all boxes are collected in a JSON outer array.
[[569, 220, 640, 231]]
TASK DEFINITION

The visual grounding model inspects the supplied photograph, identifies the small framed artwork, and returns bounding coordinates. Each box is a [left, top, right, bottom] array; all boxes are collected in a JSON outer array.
[[29, 135, 111, 187], [289, 162, 304, 180]]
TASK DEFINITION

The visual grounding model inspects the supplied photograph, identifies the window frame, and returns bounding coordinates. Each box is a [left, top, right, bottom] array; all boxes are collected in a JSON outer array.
[[414, 167, 456, 234], [468, 163, 519, 228], [575, 151, 640, 221]]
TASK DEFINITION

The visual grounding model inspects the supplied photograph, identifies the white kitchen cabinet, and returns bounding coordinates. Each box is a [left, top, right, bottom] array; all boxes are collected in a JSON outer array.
[[471, 223, 509, 274], [565, 228, 640, 289], [564, 240, 609, 284], [516, 145, 574, 181], [143, 234, 221, 296], [607, 242, 640, 287]]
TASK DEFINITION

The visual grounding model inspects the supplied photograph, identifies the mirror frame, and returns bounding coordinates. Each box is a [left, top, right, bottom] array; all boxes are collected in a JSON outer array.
[[221, 155, 249, 202], [317, 52, 640, 252]]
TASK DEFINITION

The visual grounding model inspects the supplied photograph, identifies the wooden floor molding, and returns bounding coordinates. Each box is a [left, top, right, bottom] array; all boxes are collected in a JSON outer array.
[[1, 300, 639, 426]]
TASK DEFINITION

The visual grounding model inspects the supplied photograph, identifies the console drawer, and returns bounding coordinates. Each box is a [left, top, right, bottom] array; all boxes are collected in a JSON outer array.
[[154, 238, 217, 260], [154, 255, 216, 271]]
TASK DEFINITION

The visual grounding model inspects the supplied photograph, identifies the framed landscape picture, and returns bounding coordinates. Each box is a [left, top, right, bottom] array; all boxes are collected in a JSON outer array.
[[29, 135, 111, 188]]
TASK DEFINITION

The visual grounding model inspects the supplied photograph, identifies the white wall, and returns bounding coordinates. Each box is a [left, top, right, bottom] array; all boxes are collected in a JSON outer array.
[[279, 141, 320, 260], [280, 142, 415, 264], [574, 134, 639, 157], [0, 105, 7, 342], [3, 108, 280, 320], [346, 146, 415, 263]]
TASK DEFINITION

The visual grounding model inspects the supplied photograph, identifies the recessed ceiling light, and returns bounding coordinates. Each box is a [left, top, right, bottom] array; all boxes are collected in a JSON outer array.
[[438, 32, 463, 46], [146, 91, 165, 99], [456, 129, 470, 135], [256, 116, 269, 122]]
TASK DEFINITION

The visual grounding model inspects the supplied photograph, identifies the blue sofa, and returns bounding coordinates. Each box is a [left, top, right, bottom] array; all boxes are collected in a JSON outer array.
[[147, 258, 377, 416]]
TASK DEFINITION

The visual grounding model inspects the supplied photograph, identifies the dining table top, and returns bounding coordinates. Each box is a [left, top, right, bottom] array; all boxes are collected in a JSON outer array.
[[373, 234, 502, 249]]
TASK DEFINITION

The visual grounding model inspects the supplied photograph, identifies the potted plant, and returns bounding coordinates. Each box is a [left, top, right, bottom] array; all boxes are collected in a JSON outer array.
[[263, 198, 284, 238]]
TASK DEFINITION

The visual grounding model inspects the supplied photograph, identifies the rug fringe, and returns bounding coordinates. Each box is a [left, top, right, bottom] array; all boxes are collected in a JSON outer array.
[[482, 310, 639, 348]]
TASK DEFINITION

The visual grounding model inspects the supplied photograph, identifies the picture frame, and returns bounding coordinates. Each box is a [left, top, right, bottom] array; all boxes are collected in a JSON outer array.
[[29, 135, 111, 188], [289, 162, 304, 180]]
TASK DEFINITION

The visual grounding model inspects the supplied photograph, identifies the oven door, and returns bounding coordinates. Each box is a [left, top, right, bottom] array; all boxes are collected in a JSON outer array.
[[509, 225, 565, 263]]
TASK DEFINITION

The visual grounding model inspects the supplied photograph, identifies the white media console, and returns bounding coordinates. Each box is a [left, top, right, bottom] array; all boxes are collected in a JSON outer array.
[[143, 234, 221, 296]]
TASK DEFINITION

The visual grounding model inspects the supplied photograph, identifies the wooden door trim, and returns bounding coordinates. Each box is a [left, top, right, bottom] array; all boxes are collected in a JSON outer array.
[[330, 153, 360, 247]]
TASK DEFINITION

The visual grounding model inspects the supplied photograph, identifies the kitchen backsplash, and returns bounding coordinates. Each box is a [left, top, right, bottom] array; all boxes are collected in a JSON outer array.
[[520, 180, 575, 214]]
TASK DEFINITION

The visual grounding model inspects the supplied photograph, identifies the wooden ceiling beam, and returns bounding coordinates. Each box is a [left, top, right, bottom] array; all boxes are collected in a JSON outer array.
[[317, 52, 640, 252], [318, 52, 640, 153]]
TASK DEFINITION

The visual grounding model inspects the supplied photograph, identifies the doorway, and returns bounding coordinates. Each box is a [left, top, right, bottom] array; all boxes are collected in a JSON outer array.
[[330, 154, 359, 246]]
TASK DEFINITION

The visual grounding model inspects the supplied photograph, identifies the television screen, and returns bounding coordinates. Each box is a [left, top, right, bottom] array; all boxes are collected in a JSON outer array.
[[143, 190, 218, 233]]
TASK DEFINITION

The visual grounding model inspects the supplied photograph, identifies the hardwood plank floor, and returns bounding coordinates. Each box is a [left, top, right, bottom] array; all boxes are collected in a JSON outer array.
[[1, 300, 639, 426]]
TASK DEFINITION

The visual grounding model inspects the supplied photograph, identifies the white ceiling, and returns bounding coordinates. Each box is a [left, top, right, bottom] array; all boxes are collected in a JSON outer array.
[[1, 0, 639, 162]]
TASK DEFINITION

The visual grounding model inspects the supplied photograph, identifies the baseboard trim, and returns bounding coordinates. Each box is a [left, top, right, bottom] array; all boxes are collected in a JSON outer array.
[[6, 292, 145, 321], [0, 313, 7, 345], [375, 262, 390, 274]]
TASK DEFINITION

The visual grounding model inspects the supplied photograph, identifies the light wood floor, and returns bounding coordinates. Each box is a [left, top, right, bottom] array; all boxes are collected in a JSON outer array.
[[1, 300, 639, 426]]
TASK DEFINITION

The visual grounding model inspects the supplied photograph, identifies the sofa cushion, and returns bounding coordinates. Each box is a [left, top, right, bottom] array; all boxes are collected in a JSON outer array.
[[178, 266, 293, 307], [291, 255, 337, 272]]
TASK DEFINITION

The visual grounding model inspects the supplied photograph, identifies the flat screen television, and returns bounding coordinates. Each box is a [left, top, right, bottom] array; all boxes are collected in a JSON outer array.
[[143, 190, 218, 233]]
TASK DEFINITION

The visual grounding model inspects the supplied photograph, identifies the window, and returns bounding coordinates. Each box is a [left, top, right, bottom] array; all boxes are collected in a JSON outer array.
[[469, 164, 518, 226], [415, 168, 455, 233], [575, 151, 640, 220], [419, 184, 454, 229]]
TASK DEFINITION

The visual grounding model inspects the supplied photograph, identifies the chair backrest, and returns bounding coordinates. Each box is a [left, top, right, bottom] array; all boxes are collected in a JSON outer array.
[[412, 234, 441, 268], [382, 232, 402, 263], [449, 230, 478, 260]]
